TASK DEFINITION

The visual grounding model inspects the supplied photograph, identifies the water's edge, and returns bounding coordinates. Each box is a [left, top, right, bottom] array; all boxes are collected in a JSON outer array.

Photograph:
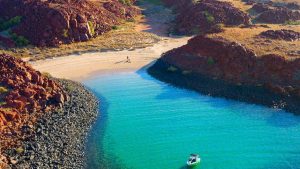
[[147, 59, 300, 115]]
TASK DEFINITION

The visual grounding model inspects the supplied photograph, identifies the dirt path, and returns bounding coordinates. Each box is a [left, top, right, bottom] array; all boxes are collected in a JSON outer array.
[[31, 1, 191, 81]]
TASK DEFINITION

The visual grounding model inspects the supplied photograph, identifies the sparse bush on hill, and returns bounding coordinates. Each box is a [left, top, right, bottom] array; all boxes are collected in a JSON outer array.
[[0, 16, 22, 32], [284, 20, 300, 25], [10, 32, 29, 47], [204, 11, 215, 23]]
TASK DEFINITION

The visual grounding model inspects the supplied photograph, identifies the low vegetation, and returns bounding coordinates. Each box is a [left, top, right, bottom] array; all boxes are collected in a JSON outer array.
[[284, 20, 300, 25], [0, 16, 22, 32]]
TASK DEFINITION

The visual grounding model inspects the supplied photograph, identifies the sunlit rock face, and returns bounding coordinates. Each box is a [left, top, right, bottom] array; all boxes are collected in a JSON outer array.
[[0, 0, 140, 47]]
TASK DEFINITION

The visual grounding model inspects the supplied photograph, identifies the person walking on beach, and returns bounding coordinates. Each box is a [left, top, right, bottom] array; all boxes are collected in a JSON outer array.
[[126, 56, 131, 63]]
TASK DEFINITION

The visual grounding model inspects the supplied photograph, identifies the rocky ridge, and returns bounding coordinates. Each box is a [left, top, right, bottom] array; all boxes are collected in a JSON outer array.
[[149, 35, 300, 114], [0, 0, 140, 47], [162, 0, 251, 34]]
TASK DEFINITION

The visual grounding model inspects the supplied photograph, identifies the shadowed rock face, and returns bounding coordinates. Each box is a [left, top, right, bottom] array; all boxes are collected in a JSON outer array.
[[162, 0, 251, 34], [0, 54, 68, 131], [0, 0, 140, 47], [158, 35, 300, 97], [260, 29, 300, 41]]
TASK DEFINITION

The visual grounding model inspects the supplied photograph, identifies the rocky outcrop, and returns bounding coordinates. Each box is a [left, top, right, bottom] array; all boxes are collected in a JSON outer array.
[[148, 35, 300, 113], [1, 79, 99, 169], [0, 0, 140, 47], [0, 54, 68, 145], [163, 0, 251, 34], [260, 29, 300, 41], [0, 54, 100, 168], [257, 8, 300, 24]]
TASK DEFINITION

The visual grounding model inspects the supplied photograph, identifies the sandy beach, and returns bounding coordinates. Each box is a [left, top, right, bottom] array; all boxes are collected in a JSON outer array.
[[31, 1, 191, 81], [31, 36, 190, 81]]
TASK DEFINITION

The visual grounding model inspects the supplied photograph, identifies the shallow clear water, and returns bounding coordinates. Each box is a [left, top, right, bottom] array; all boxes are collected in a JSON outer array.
[[84, 71, 300, 169]]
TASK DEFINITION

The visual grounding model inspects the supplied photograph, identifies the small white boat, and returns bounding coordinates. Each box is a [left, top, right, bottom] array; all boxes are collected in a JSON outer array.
[[186, 154, 201, 167]]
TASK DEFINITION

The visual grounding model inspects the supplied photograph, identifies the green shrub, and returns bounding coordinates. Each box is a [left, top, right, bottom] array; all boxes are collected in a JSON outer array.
[[284, 20, 300, 25], [207, 57, 215, 65], [204, 11, 215, 23], [0, 16, 22, 32], [9, 32, 29, 47], [112, 25, 119, 30], [0, 102, 6, 106]]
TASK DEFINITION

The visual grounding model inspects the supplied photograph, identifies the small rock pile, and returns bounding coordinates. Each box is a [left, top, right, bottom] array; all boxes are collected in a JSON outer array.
[[260, 29, 300, 41]]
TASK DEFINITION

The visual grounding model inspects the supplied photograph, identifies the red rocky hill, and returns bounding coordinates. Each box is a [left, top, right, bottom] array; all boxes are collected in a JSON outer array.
[[0, 54, 68, 146], [0, 0, 140, 47], [158, 35, 300, 98], [163, 0, 251, 34]]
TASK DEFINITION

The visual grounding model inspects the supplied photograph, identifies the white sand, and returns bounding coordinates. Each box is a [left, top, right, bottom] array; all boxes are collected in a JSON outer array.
[[31, 36, 190, 81]]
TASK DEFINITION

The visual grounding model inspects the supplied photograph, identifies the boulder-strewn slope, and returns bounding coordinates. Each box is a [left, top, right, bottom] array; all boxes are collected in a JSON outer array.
[[149, 35, 300, 113], [163, 0, 251, 34], [0, 0, 140, 47], [0, 54, 68, 149]]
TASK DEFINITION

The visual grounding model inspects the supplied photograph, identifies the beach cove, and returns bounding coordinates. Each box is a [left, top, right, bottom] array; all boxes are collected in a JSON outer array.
[[29, 0, 300, 168]]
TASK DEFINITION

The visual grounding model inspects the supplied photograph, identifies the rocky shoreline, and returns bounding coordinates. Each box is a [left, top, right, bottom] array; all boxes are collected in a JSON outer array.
[[148, 60, 300, 115], [2, 79, 99, 169]]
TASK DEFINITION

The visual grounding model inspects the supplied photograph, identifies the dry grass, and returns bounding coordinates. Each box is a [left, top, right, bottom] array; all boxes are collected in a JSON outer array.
[[208, 24, 300, 60], [208, 0, 300, 60], [0, 17, 161, 61]]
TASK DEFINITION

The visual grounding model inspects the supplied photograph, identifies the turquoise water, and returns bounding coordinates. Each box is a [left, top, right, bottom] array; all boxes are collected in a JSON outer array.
[[84, 71, 300, 169]]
